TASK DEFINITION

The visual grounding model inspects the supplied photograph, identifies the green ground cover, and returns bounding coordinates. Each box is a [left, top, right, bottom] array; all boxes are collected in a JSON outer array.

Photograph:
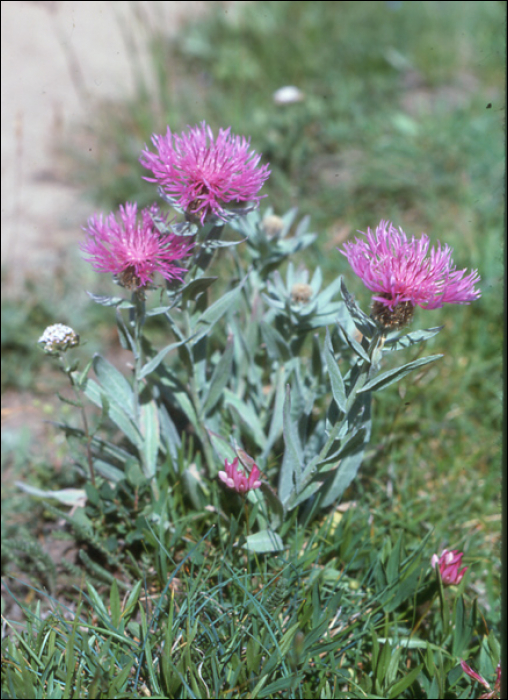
[[1, 2, 503, 697]]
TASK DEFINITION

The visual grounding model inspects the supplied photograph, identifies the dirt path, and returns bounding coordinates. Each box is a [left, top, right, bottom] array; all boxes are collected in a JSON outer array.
[[1, 0, 206, 293]]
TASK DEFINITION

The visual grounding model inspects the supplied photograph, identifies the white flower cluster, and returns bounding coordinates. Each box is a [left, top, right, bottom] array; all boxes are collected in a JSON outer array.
[[38, 324, 79, 353]]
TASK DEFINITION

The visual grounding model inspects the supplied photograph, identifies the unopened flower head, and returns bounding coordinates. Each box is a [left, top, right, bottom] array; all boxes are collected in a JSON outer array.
[[81, 202, 194, 290], [140, 121, 271, 225], [340, 221, 481, 329], [262, 214, 285, 239], [38, 324, 79, 354], [431, 548, 468, 586], [460, 660, 501, 699], [218, 457, 262, 494]]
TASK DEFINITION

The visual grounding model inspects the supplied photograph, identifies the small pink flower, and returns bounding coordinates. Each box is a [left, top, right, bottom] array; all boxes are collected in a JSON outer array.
[[340, 221, 481, 327], [431, 548, 468, 586], [140, 121, 271, 225], [218, 457, 262, 494], [460, 660, 501, 699], [81, 202, 194, 289]]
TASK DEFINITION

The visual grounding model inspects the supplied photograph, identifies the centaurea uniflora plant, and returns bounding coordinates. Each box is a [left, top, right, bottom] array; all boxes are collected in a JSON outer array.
[[81, 202, 194, 291], [340, 220, 481, 330], [140, 121, 271, 224], [34, 120, 482, 557]]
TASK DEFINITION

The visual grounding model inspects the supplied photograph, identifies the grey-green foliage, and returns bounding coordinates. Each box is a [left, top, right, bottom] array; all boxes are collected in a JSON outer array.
[[54, 204, 444, 554]]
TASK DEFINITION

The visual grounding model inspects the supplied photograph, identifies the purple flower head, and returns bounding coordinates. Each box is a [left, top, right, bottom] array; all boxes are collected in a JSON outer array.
[[340, 221, 481, 328], [140, 121, 271, 225], [431, 548, 468, 586], [218, 457, 262, 495], [81, 202, 194, 290]]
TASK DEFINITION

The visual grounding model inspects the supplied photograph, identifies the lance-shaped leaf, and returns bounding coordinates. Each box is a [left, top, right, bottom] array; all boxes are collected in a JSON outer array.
[[358, 354, 443, 393], [313, 427, 367, 474], [279, 386, 303, 505], [319, 392, 372, 508], [115, 309, 136, 354], [337, 322, 371, 363], [157, 403, 181, 464], [181, 276, 218, 304], [87, 292, 134, 308], [16, 482, 87, 507], [92, 354, 136, 421], [244, 529, 284, 553], [324, 328, 347, 413], [224, 390, 267, 451], [140, 400, 160, 480], [83, 377, 143, 450], [207, 429, 237, 472], [286, 479, 324, 510], [138, 337, 190, 379], [259, 483, 284, 530], [340, 277, 378, 338], [262, 367, 287, 461], [260, 322, 291, 362], [92, 459, 125, 483], [192, 280, 245, 344], [201, 336, 234, 417], [382, 326, 444, 353]]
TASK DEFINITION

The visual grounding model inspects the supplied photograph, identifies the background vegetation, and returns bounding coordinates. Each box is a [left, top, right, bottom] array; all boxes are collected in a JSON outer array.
[[2, 1, 504, 697]]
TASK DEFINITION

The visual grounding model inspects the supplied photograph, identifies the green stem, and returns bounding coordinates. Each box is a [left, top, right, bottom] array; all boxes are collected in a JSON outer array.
[[182, 301, 216, 476], [62, 356, 96, 487], [131, 291, 146, 423]]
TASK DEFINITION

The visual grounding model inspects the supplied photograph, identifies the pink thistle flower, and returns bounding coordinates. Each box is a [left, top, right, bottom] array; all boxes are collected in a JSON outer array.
[[431, 548, 468, 586], [218, 457, 262, 495], [340, 221, 481, 328], [139, 121, 271, 225], [81, 202, 194, 290]]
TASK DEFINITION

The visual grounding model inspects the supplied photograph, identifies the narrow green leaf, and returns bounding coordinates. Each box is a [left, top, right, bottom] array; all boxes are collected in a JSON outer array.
[[83, 377, 143, 449], [324, 327, 347, 412], [340, 277, 378, 338], [358, 354, 443, 393], [207, 430, 237, 469], [139, 338, 189, 379], [452, 596, 468, 657], [279, 385, 303, 504], [224, 389, 266, 450], [115, 308, 136, 354], [260, 321, 291, 362], [122, 580, 142, 623], [388, 663, 423, 698], [109, 580, 121, 628], [244, 529, 284, 552], [337, 322, 371, 362], [157, 403, 181, 464], [86, 581, 109, 620], [202, 337, 234, 416], [87, 292, 131, 307], [93, 354, 135, 421], [192, 280, 244, 343], [319, 393, 371, 508], [383, 326, 444, 352], [181, 276, 218, 304], [262, 367, 287, 460], [313, 427, 367, 473], [140, 400, 160, 480]]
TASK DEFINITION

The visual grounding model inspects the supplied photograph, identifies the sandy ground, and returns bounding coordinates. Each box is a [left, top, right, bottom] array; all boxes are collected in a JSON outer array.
[[1, 0, 206, 293]]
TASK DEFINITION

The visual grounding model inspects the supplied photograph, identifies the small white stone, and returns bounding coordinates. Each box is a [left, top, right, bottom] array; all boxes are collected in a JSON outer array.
[[273, 86, 305, 105]]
